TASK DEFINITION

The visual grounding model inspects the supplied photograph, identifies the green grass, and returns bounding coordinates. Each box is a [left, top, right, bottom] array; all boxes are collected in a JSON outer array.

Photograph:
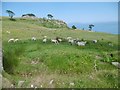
[[2, 17, 119, 88]]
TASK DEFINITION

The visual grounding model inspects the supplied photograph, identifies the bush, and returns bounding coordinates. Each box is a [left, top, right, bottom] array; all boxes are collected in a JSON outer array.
[[3, 45, 25, 74], [72, 25, 77, 29]]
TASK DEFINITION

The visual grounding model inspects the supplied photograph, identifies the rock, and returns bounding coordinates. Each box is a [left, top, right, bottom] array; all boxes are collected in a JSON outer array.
[[35, 86, 37, 88], [2, 77, 12, 88], [40, 85, 43, 88], [11, 84, 14, 88], [111, 62, 120, 68], [18, 80, 24, 87], [30, 84, 34, 88], [49, 79, 54, 84]]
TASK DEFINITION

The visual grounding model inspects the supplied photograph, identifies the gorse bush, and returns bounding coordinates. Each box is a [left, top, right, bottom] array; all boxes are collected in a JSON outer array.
[[3, 44, 25, 74]]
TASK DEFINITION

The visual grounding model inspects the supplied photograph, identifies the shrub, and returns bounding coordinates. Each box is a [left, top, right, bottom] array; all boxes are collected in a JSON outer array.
[[72, 25, 77, 29]]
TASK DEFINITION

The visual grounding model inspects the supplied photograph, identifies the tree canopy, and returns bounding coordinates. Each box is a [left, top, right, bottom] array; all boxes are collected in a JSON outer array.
[[22, 13, 36, 17], [6, 10, 15, 19], [89, 24, 94, 31], [72, 25, 77, 29], [47, 14, 53, 19]]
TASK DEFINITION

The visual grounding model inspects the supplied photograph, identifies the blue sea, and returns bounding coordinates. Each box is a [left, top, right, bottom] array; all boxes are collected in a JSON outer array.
[[68, 22, 118, 34]]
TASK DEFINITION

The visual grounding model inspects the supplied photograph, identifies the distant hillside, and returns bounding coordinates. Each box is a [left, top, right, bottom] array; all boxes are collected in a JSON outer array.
[[20, 17, 68, 28]]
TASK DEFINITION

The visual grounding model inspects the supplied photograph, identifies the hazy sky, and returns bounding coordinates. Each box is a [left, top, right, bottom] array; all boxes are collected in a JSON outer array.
[[2, 2, 118, 23]]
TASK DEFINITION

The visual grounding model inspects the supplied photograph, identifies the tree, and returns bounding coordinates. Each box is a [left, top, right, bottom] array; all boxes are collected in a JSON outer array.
[[6, 10, 15, 19], [22, 13, 36, 17], [89, 24, 94, 31], [47, 14, 53, 19], [72, 25, 77, 29]]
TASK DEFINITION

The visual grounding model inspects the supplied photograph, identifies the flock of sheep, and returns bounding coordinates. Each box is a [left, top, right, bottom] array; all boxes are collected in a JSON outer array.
[[8, 35, 98, 46]]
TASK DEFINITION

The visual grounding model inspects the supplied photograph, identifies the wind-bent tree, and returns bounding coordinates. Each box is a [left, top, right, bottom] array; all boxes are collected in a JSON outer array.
[[89, 24, 94, 31], [72, 25, 77, 29], [6, 10, 15, 19], [47, 14, 53, 19]]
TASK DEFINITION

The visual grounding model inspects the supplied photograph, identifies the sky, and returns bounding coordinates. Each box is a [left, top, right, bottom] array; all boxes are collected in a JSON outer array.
[[2, 2, 118, 24], [2, 0, 120, 2]]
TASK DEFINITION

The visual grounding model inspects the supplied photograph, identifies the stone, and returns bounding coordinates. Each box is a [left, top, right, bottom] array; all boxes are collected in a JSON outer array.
[[49, 79, 54, 84], [18, 80, 24, 87], [31, 84, 34, 88]]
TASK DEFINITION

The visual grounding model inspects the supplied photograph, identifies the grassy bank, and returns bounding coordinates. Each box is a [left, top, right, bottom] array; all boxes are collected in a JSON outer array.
[[2, 17, 119, 88]]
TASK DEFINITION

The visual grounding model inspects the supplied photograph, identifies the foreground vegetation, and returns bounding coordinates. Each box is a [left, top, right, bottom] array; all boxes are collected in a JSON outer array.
[[2, 17, 119, 88]]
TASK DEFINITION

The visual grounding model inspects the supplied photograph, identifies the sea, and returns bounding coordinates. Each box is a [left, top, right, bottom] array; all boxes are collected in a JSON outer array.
[[68, 22, 118, 34]]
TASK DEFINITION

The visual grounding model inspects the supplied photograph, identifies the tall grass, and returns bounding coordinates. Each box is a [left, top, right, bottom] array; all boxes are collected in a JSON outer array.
[[3, 43, 25, 74]]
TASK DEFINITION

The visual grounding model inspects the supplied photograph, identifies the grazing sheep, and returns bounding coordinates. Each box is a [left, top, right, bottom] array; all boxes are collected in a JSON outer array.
[[8, 38, 14, 43], [108, 42, 113, 46], [68, 39, 79, 45], [77, 41, 87, 46], [43, 38, 47, 43], [42, 36, 47, 43], [68, 39, 74, 45], [58, 38, 62, 42], [14, 39, 19, 42], [51, 39, 59, 44], [67, 37, 72, 40], [31, 37, 36, 41], [44, 36, 47, 39], [93, 40, 97, 43], [56, 37, 62, 43]]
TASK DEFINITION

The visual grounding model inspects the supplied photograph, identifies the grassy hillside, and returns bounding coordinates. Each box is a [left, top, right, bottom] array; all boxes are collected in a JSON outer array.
[[2, 17, 119, 88]]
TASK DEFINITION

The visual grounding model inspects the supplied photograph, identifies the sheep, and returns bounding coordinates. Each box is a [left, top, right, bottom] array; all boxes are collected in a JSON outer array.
[[31, 37, 36, 41], [56, 37, 62, 43], [42, 36, 47, 43], [77, 41, 87, 46], [14, 39, 19, 42], [8, 38, 14, 43], [68, 39, 74, 45], [93, 40, 97, 43], [108, 42, 113, 46], [58, 38, 62, 42], [44, 36, 47, 38], [51, 39, 59, 44], [108, 43, 113, 46], [66, 37, 72, 40], [68, 39, 79, 45], [43, 38, 47, 43]]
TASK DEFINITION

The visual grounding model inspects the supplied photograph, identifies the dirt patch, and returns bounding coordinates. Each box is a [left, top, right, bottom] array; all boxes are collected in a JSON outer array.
[[29, 73, 57, 88]]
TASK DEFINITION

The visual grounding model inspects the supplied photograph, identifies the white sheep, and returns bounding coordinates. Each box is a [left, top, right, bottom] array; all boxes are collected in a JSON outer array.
[[51, 39, 59, 44], [68, 39, 74, 44], [67, 37, 72, 40], [58, 38, 62, 42], [44, 36, 47, 38], [14, 39, 19, 42], [93, 40, 97, 43], [77, 41, 87, 46], [43, 38, 47, 43], [31, 37, 36, 41], [8, 38, 14, 43]]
